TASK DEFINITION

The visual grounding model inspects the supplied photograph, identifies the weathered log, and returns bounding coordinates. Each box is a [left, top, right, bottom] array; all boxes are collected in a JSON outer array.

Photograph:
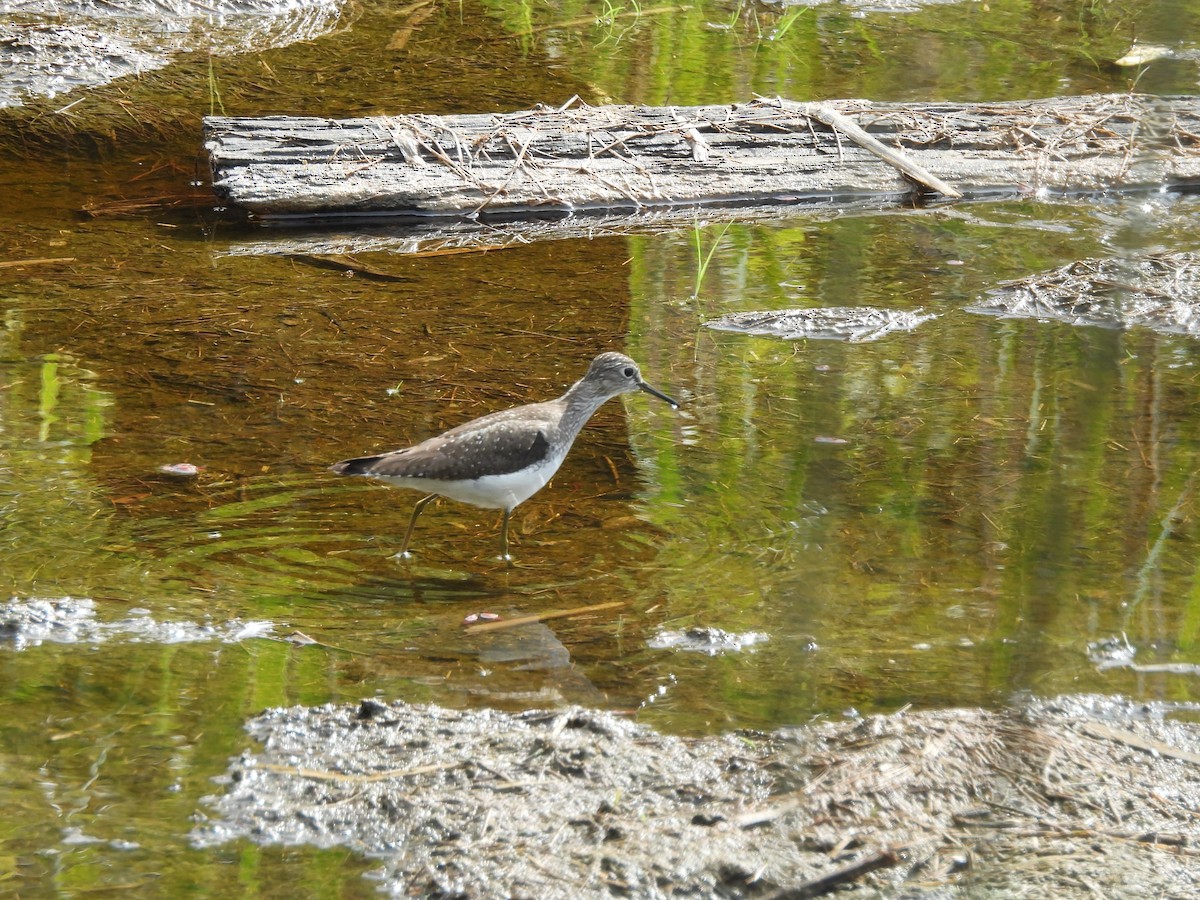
[[205, 94, 1200, 224]]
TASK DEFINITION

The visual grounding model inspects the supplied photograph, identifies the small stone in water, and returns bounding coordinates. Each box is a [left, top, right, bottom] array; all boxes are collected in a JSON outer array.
[[159, 463, 201, 476]]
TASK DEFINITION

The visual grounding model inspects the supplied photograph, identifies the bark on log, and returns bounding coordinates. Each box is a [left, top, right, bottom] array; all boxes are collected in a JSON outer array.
[[205, 94, 1200, 223]]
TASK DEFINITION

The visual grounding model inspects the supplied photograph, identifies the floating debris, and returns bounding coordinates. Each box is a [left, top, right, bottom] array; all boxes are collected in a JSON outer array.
[[705, 306, 937, 342], [967, 252, 1200, 337], [1, 0, 350, 109], [0, 597, 274, 651], [647, 626, 769, 655], [1088, 634, 1200, 676], [772, 0, 970, 12], [194, 695, 1200, 897], [1088, 635, 1138, 670], [462, 611, 502, 625], [1114, 44, 1176, 66]]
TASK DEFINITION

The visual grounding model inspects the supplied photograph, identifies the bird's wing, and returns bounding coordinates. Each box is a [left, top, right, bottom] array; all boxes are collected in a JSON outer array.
[[438, 401, 558, 438], [358, 416, 553, 480]]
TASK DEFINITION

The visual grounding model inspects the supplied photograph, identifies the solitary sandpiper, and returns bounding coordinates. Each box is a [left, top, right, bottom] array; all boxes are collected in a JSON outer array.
[[330, 352, 678, 561]]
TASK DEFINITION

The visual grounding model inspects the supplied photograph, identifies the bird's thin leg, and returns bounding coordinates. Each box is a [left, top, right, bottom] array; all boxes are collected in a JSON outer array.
[[500, 508, 513, 564], [398, 494, 437, 558]]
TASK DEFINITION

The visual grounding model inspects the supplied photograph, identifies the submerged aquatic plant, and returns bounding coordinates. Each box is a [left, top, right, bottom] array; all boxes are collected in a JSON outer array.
[[207, 52, 225, 116], [691, 221, 731, 299]]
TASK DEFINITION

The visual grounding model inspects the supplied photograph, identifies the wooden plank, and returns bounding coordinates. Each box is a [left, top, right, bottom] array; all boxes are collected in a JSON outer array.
[[205, 94, 1200, 223]]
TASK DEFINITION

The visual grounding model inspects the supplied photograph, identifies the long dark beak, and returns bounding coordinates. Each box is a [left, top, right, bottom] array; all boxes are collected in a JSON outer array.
[[639, 380, 679, 408]]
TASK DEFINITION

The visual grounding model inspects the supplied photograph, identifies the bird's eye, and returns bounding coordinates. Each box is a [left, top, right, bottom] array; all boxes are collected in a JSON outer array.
[[623, 367, 635, 378]]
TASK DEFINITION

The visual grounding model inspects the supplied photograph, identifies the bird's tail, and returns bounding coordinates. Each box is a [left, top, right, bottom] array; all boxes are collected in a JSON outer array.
[[329, 455, 383, 476]]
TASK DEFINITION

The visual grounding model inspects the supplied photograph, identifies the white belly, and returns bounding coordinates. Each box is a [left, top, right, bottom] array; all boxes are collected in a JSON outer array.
[[373, 457, 561, 511]]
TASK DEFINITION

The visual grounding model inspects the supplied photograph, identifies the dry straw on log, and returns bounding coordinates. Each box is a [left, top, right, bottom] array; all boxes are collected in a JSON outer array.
[[206, 94, 1200, 223]]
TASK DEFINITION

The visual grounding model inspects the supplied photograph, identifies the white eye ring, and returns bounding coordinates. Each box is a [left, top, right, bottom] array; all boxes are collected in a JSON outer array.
[[623, 367, 636, 378]]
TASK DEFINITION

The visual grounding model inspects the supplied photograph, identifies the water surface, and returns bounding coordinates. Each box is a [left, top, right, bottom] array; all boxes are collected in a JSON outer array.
[[3, 0, 1200, 893]]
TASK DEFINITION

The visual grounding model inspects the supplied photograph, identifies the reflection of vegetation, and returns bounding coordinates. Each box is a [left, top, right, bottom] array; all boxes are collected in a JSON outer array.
[[0, 325, 115, 595], [627, 209, 1200, 729], [0, 631, 381, 895], [478, 0, 1161, 104], [768, 6, 807, 42], [598, 0, 643, 24]]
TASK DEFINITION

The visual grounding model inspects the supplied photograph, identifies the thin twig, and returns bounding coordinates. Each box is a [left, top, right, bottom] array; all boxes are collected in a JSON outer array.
[[802, 102, 962, 198], [463, 600, 625, 634]]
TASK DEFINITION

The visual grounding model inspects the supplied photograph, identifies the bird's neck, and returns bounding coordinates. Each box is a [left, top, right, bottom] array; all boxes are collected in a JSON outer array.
[[558, 379, 614, 440]]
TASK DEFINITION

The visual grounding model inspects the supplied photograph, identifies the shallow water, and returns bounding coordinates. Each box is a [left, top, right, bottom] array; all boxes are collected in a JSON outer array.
[[3, 0, 1200, 893]]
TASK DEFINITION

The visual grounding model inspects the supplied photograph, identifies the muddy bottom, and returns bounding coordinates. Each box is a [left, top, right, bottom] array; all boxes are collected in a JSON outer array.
[[194, 694, 1200, 897]]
